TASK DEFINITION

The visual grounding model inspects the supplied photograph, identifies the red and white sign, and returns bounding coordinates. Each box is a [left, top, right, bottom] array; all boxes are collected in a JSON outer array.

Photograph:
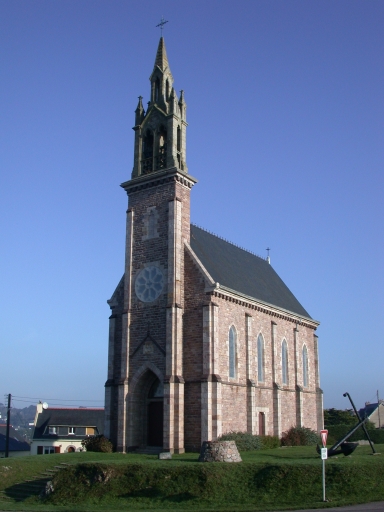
[[320, 429, 328, 447]]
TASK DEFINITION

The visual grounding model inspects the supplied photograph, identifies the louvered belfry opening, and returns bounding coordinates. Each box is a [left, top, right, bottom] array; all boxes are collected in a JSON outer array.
[[142, 130, 154, 174]]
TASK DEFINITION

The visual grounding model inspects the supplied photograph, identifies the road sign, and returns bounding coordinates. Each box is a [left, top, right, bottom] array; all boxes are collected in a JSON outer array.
[[320, 429, 328, 447], [321, 447, 328, 460]]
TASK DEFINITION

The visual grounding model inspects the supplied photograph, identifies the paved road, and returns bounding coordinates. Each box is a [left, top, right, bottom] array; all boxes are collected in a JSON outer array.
[[294, 502, 384, 512], [7, 504, 384, 512]]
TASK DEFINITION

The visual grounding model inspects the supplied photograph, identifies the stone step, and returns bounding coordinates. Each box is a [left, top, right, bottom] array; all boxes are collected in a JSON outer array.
[[1, 464, 64, 502]]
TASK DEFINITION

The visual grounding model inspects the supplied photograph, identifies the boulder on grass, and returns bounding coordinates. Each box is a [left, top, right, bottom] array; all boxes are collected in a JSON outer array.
[[198, 440, 242, 462]]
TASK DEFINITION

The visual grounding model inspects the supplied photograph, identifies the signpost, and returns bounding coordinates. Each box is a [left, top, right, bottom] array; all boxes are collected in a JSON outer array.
[[320, 429, 328, 502]]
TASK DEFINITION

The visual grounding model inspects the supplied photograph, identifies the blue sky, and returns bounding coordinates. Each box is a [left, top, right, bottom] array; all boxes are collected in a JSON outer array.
[[1, 0, 383, 413]]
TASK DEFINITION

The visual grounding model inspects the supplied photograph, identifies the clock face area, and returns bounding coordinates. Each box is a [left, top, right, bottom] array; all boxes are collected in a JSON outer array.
[[135, 265, 165, 303]]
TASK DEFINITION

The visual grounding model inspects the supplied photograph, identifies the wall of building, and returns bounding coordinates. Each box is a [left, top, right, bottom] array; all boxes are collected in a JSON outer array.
[[30, 440, 83, 455]]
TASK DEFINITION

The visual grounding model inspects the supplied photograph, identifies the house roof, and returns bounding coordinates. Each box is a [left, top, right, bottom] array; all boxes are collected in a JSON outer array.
[[190, 224, 312, 319], [33, 408, 104, 440], [359, 402, 382, 418], [0, 425, 30, 452]]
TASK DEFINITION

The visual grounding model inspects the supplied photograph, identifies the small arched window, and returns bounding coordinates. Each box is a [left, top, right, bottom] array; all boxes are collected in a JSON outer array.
[[229, 326, 237, 378], [282, 340, 288, 385], [155, 78, 160, 102], [257, 334, 264, 382], [177, 126, 181, 151], [302, 344, 309, 387], [142, 130, 154, 174], [157, 126, 167, 170], [166, 79, 169, 100]]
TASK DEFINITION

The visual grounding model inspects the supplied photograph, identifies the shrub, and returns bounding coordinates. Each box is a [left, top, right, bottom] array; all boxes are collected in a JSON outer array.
[[81, 435, 113, 453], [280, 426, 320, 446], [261, 435, 280, 449], [217, 431, 263, 451], [369, 429, 384, 444], [326, 424, 384, 444]]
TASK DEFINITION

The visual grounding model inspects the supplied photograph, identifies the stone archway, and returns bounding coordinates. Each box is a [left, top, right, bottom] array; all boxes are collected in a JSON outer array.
[[128, 365, 164, 449], [147, 378, 164, 446]]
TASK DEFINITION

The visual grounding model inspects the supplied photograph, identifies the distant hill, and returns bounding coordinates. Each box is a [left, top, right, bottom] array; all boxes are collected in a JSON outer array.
[[0, 404, 36, 428]]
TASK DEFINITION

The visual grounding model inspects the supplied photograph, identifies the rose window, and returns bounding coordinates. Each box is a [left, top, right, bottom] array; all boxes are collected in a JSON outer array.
[[135, 266, 164, 303]]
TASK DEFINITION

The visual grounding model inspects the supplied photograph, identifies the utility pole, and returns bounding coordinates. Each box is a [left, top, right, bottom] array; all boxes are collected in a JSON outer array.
[[5, 394, 11, 458], [377, 390, 381, 429]]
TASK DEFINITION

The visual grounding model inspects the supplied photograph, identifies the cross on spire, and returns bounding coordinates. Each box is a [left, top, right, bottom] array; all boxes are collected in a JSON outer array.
[[156, 16, 168, 36]]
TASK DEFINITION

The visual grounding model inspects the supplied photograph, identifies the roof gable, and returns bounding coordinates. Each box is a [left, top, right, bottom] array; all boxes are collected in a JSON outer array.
[[190, 224, 312, 319]]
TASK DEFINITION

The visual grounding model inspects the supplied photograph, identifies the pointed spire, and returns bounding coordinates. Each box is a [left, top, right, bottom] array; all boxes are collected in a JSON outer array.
[[135, 96, 145, 125], [154, 37, 170, 72], [178, 89, 186, 121], [169, 87, 178, 115], [135, 96, 144, 113]]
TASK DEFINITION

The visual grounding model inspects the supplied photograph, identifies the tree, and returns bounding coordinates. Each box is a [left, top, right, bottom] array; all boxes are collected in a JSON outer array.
[[81, 435, 113, 453], [324, 408, 356, 427]]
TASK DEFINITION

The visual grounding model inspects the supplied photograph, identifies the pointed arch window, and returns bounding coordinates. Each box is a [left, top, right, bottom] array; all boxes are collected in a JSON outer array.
[[177, 125, 182, 169], [166, 79, 169, 101], [229, 326, 237, 379], [155, 77, 160, 103], [257, 334, 264, 382], [302, 345, 309, 388], [142, 130, 154, 174], [156, 126, 167, 170], [282, 340, 288, 385], [177, 126, 181, 151]]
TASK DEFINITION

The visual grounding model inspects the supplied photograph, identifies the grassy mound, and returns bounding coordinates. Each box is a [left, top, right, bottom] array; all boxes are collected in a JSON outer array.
[[2, 446, 384, 511], [42, 447, 384, 510]]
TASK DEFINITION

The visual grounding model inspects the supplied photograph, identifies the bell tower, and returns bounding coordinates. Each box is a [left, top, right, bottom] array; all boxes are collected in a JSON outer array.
[[132, 37, 188, 179], [104, 37, 196, 454]]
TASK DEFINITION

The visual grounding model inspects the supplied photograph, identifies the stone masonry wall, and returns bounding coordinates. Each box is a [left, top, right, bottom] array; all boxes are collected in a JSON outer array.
[[183, 249, 208, 450], [210, 294, 319, 436]]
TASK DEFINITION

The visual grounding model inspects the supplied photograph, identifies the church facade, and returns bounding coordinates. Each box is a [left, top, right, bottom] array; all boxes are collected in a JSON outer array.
[[104, 38, 323, 453]]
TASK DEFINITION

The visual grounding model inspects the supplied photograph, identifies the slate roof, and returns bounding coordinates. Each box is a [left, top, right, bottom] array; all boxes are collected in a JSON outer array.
[[358, 403, 381, 418], [33, 408, 104, 440], [190, 224, 312, 319], [0, 425, 30, 452]]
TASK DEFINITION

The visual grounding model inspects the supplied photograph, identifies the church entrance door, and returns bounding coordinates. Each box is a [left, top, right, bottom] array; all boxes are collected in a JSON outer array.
[[147, 378, 164, 447]]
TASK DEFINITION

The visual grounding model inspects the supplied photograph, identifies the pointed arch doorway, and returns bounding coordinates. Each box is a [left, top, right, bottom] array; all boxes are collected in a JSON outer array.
[[147, 378, 163, 447]]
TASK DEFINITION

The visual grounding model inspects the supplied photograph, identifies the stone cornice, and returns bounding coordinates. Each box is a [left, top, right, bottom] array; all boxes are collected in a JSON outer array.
[[121, 167, 197, 195], [207, 283, 319, 329]]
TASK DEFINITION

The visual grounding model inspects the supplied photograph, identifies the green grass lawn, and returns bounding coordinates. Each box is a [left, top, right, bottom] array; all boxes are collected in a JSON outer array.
[[1, 445, 384, 512]]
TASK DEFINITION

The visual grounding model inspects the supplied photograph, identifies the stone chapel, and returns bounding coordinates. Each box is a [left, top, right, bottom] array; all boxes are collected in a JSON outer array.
[[104, 37, 323, 453]]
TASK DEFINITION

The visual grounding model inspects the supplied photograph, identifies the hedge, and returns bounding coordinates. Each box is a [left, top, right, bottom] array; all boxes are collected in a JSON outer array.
[[326, 424, 384, 444]]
